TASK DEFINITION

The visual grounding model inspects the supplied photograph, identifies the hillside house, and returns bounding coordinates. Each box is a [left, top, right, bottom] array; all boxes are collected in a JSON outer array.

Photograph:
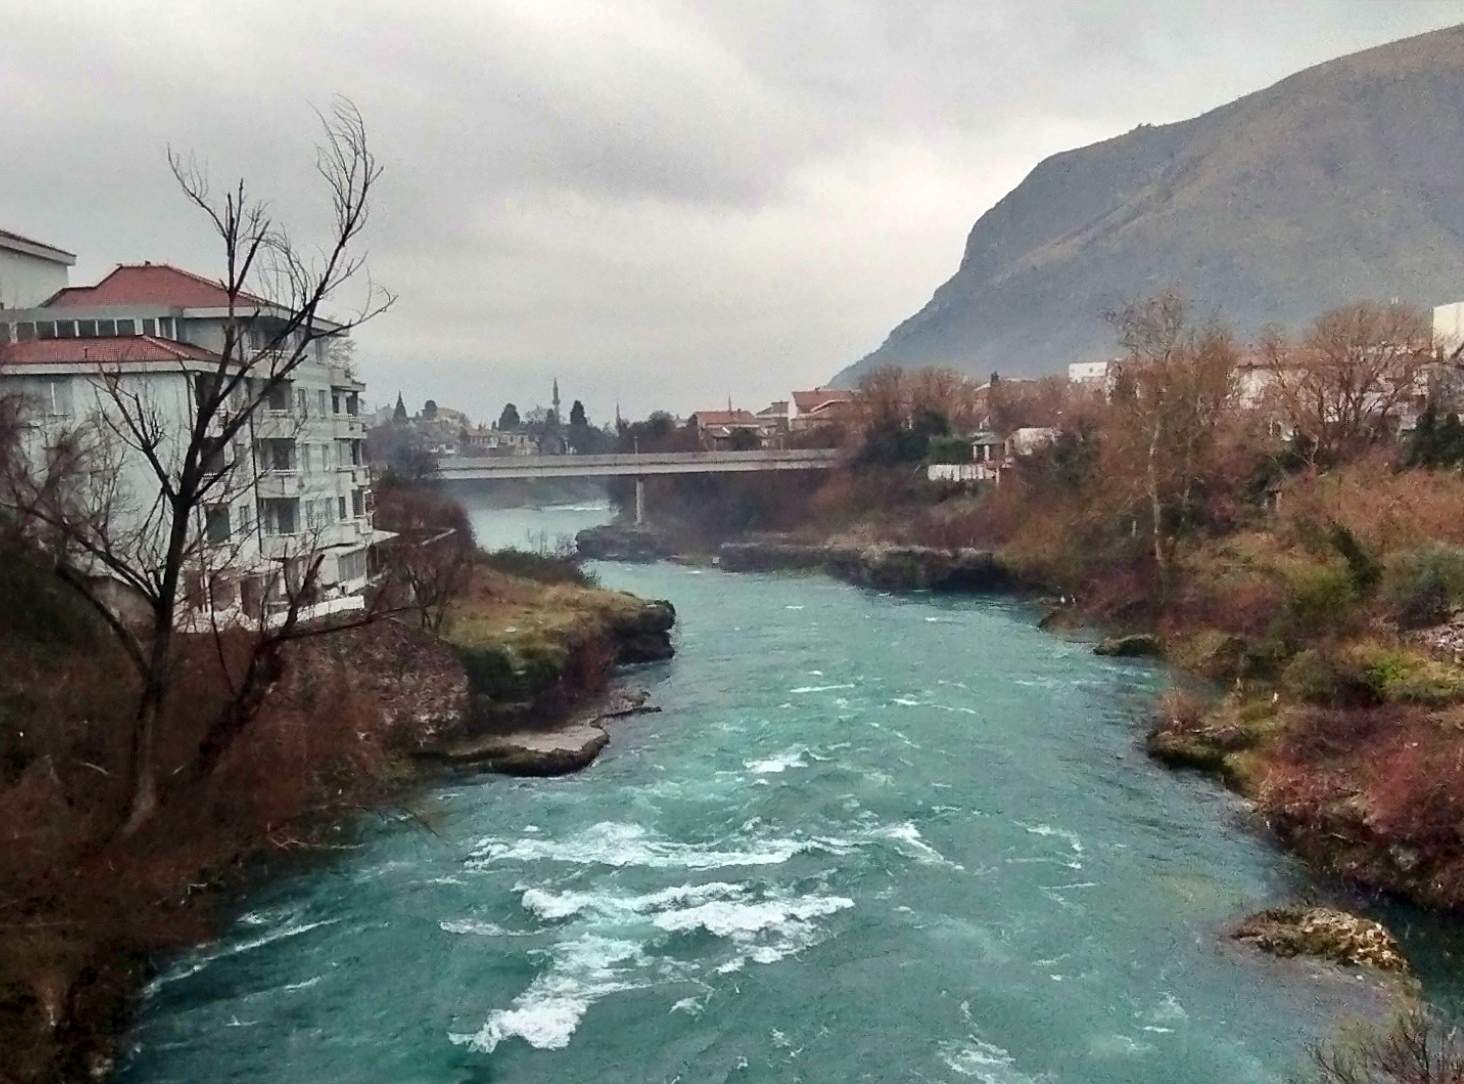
[[790, 387, 855, 431]]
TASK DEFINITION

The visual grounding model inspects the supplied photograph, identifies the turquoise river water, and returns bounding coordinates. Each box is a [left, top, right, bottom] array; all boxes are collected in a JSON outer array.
[[119, 499, 1463, 1083]]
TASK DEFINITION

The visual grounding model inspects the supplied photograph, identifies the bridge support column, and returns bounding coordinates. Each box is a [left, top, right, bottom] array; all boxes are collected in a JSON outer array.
[[634, 477, 646, 525]]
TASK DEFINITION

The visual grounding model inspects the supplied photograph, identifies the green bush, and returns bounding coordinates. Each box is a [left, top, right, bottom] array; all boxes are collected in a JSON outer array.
[[1383, 545, 1464, 628], [926, 436, 974, 464], [1342, 642, 1464, 707], [479, 548, 596, 587], [1282, 649, 1344, 705], [1282, 561, 1357, 636]]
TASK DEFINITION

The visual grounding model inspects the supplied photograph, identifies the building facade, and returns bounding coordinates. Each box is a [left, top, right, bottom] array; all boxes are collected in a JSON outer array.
[[0, 259, 388, 622]]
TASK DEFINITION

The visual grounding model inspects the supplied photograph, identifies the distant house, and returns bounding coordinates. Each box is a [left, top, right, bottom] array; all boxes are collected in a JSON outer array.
[[689, 408, 763, 449], [790, 387, 855, 431], [1006, 426, 1059, 457], [756, 399, 789, 431], [0, 228, 75, 309], [462, 426, 537, 457], [1067, 359, 1121, 395], [925, 429, 1010, 485]]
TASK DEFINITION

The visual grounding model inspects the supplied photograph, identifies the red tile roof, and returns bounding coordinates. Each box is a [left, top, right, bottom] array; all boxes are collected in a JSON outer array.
[[792, 388, 853, 413], [0, 335, 219, 366], [690, 409, 759, 426], [45, 263, 267, 309]]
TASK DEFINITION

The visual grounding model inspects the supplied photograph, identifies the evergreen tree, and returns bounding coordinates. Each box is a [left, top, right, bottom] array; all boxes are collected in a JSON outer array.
[[569, 399, 588, 429], [423, 399, 438, 419], [497, 403, 521, 430]]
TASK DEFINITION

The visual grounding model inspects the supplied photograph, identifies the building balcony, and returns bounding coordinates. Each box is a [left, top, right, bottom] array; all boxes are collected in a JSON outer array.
[[336, 463, 370, 485], [256, 470, 305, 498]]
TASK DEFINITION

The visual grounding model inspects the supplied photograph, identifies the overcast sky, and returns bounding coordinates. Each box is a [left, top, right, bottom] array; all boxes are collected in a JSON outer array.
[[5, 1, 1462, 424]]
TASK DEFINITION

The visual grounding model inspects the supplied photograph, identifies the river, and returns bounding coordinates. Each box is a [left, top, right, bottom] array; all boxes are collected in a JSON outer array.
[[119, 499, 1456, 1083]]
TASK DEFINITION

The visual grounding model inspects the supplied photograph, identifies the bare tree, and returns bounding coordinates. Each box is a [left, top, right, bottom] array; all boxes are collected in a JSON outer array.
[[1306, 1005, 1464, 1084], [1, 98, 392, 836], [1264, 300, 1433, 465], [1106, 292, 1239, 599]]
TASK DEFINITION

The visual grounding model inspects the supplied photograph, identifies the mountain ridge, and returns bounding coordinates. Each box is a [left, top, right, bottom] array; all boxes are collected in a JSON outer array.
[[835, 24, 1464, 385]]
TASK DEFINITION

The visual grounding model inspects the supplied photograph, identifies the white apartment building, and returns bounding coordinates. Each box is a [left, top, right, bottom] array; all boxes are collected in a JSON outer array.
[[0, 258, 390, 622]]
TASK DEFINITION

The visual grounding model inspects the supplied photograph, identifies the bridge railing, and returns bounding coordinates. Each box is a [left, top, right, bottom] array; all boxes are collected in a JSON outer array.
[[439, 448, 845, 470]]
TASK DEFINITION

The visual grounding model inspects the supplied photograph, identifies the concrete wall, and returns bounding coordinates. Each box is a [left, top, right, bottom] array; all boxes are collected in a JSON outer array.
[[1434, 301, 1464, 355], [0, 247, 69, 309]]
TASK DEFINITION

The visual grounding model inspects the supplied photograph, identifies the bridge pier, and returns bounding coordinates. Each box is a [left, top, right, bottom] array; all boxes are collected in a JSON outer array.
[[634, 477, 646, 525]]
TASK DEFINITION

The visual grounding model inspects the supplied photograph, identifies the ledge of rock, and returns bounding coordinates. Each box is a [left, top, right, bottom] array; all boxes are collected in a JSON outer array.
[[431, 722, 610, 776], [610, 599, 676, 663], [418, 686, 661, 776], [718, 539, 1010, 592], [1094, 633, 1163, 658], [1233, 906, 1408, 972], [574, 524, 670, 562]]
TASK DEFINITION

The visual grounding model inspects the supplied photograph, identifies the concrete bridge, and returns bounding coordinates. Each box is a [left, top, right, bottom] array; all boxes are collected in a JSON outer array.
[[435, 448, 843, 522]]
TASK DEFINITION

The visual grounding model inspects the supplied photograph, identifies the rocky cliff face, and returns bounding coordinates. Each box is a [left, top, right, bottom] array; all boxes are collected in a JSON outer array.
[[836, 24, 1464, 385]]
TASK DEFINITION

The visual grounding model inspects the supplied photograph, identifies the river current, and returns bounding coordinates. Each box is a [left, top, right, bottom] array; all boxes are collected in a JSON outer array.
[[120, 499, 1452, 1083]]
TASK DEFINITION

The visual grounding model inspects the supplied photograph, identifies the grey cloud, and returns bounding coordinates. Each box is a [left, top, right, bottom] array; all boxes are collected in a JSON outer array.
[[3, 0, 1460, 423]]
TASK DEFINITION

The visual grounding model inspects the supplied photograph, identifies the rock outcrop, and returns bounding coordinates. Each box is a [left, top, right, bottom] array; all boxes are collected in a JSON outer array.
[[574, 524, 670, 563], [718, 539, 1010, 593], [608, 599, 676, 663], [1093, 633, 1162, 658], [1233, 906, 1408, 973], [420, 685, 662, 776]]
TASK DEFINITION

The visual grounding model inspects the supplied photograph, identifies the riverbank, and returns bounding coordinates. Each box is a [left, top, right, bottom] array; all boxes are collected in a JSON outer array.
[[0, 550, 673, 1083]]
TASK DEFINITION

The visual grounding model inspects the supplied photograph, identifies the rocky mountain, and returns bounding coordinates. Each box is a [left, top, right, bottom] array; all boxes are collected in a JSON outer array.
[[835, 25, 1464, 385]]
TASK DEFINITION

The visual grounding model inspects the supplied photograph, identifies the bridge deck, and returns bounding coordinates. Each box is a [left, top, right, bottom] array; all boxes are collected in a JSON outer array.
[[436, 448, 843, 480]]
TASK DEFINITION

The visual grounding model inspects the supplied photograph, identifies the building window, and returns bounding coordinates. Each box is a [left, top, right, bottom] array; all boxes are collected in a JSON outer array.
[[205, 504, 230, 544], [142, 318, 156, 336], [260, 440, 295, 472], [238, 502, 254, 536], [295, 388, 308, 416], [36, 322, 56, 340], [77, 320, 96, 338], [98, 319, 116, 336], [115, 319, 136, 335], [331, 391, 341, 414], [55, 320, 76, 338], [262, 499, 298, 535], [15, 322, 34, 341], [318, 389, 329, 415], [338, 495, 347, 520], [156, 317, 173, 339], [351, 489, 364, 518], [265, 383, 290, 412]]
